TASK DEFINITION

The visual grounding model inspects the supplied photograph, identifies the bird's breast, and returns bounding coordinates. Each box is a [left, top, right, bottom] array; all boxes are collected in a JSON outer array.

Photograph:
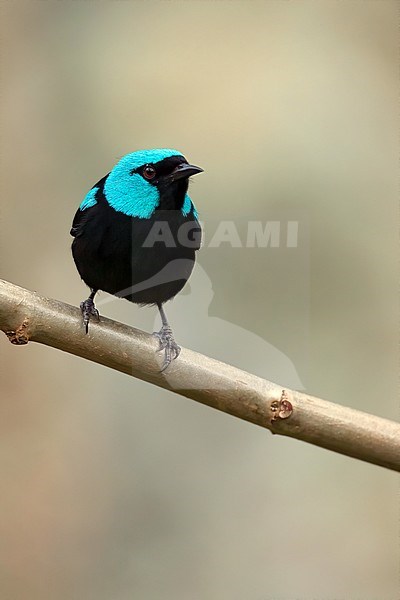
[[72, 203, 201, 304]]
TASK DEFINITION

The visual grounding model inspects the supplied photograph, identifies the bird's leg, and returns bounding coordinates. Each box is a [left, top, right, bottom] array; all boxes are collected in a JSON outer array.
[[153, 303, 181, 371], [80, 289, 99, 334]]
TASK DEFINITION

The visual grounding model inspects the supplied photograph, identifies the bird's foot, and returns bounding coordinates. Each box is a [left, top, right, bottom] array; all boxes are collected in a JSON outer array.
[[153, 325, 181, 372], [80, 297, 99, 334]]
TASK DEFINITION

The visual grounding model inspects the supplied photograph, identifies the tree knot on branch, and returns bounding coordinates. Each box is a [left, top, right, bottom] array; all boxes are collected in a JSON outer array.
[[270, 389, 293, 423], [5, 317, 30, 345]]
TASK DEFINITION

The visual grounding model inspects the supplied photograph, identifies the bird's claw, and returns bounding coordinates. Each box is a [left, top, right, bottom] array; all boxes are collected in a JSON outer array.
[[80, 298, 99, 334], [153, 325, 181, 372]]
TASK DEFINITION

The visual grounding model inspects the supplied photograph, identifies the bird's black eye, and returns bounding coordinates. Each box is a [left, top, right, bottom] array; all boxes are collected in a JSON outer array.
[[142, 165, 156, 180]]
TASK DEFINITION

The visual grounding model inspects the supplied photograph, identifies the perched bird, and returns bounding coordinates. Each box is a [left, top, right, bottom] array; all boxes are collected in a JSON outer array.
[[70, 148, 203, 370]]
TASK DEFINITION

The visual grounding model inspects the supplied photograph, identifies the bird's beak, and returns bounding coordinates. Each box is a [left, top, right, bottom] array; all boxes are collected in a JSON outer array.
[[170, 163, 204, 182]]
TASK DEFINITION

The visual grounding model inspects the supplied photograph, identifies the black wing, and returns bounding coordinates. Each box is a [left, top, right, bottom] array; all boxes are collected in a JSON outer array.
[[70, 174, 109, 237]]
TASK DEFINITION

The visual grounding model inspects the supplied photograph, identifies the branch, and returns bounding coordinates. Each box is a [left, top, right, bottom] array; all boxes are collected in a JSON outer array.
[[1, 278, 399, 472]]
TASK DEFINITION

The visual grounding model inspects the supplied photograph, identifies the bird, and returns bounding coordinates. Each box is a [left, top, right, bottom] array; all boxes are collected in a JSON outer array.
[[70, 148, 203, 371]]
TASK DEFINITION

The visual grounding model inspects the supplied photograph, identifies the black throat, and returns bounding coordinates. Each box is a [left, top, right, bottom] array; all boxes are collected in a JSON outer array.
[[156, 178, 189, 211]]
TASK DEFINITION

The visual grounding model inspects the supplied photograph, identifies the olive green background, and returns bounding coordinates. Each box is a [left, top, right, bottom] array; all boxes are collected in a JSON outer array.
[[1, 1, 398, 599]]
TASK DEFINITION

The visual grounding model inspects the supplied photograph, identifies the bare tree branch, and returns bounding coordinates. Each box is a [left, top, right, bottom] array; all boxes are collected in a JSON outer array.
[[1, 278, 399, 472]]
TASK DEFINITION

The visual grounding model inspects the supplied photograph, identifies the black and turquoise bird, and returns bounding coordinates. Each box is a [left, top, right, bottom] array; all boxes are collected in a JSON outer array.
[[70, 148, 203, 370]]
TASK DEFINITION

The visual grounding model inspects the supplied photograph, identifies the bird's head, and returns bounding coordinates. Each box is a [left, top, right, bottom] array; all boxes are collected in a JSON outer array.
[[103, 148, 203, 219]]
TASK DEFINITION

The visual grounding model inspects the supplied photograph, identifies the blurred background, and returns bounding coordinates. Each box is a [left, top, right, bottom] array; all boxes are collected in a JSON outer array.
[[1, 1, 398, 599]]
